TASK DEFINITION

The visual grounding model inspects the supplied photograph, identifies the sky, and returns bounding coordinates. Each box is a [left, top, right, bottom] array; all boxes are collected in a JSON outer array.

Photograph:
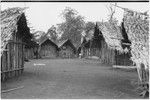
[[1, 2, 149, 33]]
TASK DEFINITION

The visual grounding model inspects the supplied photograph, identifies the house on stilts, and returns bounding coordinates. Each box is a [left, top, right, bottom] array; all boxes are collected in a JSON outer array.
[[1, 7, 33, 81], [57, 39, 76, 58]]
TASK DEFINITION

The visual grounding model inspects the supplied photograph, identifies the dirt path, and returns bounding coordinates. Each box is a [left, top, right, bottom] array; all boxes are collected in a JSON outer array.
[[1, 59, 141, 99]]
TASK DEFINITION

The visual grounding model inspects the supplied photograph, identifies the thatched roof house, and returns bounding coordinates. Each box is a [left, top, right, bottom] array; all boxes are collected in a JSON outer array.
[[1, 7, 32, 81], [120, 8, 149, 97], [94, 21, 133, 65], [38, 37, 58, 59], [1, 7, 32, 54], [123, 10, 149, 69], [58, 39, 76, 58], [123, 9, 149, 86], [58, 39, 75, 49], [97, 21, 124, 52]]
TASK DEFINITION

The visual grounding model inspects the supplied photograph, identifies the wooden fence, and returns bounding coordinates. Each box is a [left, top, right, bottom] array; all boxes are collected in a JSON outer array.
[[1, 40, 25, 81], [82, 46, 134, 66], [82, 40, 134, 66], [99, 40, 115, 65], [83, 48, 101, 58], [115, 50, 133, 66], [82, 41, 115, 65]]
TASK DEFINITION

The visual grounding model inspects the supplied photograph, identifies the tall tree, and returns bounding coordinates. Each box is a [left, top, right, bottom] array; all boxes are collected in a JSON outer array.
[[85, 22, 95, 33], [47, 25, 58, 43], [32, 31, 46, 43], [58, 7, 85, 47], [91, 22, 102, 48], [84, 22, 95, 40]]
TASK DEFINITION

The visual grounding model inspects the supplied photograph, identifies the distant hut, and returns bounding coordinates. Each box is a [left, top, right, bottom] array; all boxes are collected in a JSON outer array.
[[79, 21, 133, 66], [80, 22, 117, 64], [58, 39, 76, 58], [98, 21, 134, 66], [1, 7, 32, 81], [38, 38, 58, 59]]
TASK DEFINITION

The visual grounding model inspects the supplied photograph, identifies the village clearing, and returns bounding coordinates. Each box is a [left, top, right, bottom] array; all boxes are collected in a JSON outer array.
[[1, 59, 142, 99]]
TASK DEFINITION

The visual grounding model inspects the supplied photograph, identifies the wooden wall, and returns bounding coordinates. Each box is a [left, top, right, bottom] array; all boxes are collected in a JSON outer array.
[[82, 48, 101, 58], [115, 50, 133, 66], [81, 39, 134, 66], [39, 43, 58, 59], [1, 32, 24, 81], [81, 39, 115, 65], [100, 40, 115, 65], [59, 46, 75, 58]]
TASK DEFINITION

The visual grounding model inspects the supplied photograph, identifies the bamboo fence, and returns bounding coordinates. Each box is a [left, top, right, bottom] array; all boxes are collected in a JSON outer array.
[[1, 37, 25, 81]]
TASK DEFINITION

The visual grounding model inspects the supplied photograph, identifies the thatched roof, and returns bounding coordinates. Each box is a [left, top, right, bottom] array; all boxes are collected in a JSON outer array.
[[1, 7, 28, 55], [97, 21, 124, 52], [38, 35, 48, 45], [39, 37, 57, 48], [123, 9, 149, 69], [57, 39, 70, 48], [57, 39, 76, 51], [33, 31, 46, 41], [34, 31, 47, 44]]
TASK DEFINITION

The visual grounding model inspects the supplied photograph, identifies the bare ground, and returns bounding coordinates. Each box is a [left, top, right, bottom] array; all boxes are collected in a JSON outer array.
[[1, 59, 141, 99]]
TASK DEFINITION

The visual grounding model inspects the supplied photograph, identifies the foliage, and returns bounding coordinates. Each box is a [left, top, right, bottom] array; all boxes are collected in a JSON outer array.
[[58, 7, 85, 47], [106, 3, 117, 22], [46, 25, 58, 43], [84, 22, 95, 40], [91, 23, 103, 48], [33, 31, 44, 38], [32, 31, 46, 43], [85, 22, 95, 33]]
